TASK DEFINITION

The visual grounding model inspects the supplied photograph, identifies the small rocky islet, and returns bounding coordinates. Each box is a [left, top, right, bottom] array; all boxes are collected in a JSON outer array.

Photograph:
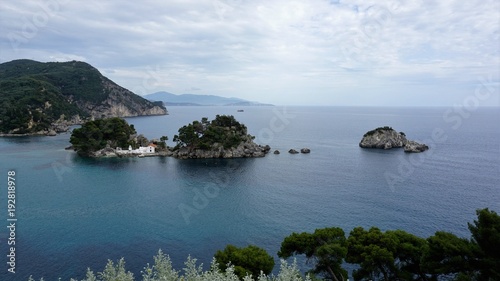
[[359, 126, 429, 153]]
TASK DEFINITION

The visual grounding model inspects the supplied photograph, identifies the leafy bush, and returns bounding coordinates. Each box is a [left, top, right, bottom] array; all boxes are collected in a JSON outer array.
[[215, 245, 275, 280], [27, 250, 310, 281]]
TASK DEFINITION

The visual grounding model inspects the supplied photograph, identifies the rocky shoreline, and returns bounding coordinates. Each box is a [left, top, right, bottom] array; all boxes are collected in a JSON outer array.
[[172, 141, 271, 159], [77, 144, 316, 159]]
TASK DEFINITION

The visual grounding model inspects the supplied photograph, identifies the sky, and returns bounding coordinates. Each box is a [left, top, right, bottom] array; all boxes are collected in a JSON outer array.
[[0, 0, 499, 106]]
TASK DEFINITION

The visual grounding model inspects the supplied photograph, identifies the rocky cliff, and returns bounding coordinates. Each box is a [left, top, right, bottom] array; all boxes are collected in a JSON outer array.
[[75, 76, 167, 118], [0, 59, 167, 135], [359, 126, 428, 153]]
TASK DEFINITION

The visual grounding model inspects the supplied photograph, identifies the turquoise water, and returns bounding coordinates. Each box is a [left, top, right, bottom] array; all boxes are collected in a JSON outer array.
[[0, 106, 499, 280]]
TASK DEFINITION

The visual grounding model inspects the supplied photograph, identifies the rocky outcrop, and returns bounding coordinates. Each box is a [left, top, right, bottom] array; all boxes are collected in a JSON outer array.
[[404, 140, 429, 153], [172, 141, 271, 159], [359, 126, 428, 153], [289, 149, 299, 154], [359, 127, 407, 149], [274, 150, 280, 154], [300, 148, 311, 154]]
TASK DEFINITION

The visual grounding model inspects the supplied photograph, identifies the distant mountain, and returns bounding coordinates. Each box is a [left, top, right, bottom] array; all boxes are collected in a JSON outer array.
[[0, 59, 167, 135], [144, 91, 273, 106]]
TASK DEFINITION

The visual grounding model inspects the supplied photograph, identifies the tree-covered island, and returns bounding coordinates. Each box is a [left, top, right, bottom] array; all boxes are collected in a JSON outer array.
[[171, 115, 270, 159], [69, 117, 168, 157], [69, 115, 270, 158]]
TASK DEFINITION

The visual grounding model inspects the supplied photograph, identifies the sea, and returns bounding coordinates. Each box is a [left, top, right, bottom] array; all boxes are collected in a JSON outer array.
[[0, 106, 499, 281]]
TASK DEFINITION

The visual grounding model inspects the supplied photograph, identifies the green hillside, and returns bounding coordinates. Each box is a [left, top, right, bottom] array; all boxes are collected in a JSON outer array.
[[0, 59, 166, 135]]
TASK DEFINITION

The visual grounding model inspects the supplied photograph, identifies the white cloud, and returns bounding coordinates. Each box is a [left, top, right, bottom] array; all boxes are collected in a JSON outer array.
[[0, 0, 498, 106]]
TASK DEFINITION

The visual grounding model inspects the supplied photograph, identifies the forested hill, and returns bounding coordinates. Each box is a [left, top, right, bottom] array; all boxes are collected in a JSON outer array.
[[0, 59, 167, 135]]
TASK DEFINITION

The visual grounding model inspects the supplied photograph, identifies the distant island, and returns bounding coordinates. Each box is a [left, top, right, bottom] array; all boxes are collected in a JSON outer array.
[[359, 126, 429, 153], [69, 115, 271, 159], [0, 59, 167, 136], [144, 91, 274, 106]]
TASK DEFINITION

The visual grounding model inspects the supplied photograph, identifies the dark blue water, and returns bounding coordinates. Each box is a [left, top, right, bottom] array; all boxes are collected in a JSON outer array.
[[0, 106, 499, 280]]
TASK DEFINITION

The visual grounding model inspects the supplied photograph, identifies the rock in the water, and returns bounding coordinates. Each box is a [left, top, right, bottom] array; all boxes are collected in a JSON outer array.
[[47, 130, 57, 136], [359, 126, 406, 149], [274, 150, 280, 154], [404, 140, 429, 153], [263, 145, 271, 153], [300, 148, 311, 153], [288, 149, 299, 154], [360, 126, 429, 153]]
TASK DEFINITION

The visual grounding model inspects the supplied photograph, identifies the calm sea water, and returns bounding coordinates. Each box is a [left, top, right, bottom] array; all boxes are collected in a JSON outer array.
[[0, 106, 499, 280]]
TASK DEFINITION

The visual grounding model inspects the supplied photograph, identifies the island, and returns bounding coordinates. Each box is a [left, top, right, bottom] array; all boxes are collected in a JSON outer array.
[[144, 91, 274, 106], [359, 126, 429, 153], [171, 115, 270, 159], [69, 115, 271, 159]]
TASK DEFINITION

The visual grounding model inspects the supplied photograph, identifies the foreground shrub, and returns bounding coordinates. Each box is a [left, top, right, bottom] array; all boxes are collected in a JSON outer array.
[[28, 250, 310, 281]]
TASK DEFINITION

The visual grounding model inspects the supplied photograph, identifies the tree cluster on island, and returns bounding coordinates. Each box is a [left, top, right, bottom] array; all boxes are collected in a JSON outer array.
[[27, 208, 499, 281], [171, 115, 270, 158], [69, 117, 168, 157], [173, 115, 250, 150]]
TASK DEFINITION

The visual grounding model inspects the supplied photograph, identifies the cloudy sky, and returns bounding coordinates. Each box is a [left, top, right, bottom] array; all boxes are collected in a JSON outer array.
[[1, 0, 499, 106]]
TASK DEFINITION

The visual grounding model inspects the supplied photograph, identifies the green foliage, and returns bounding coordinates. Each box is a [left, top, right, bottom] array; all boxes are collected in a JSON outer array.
[[215, 245, 275, 280], [175, 115, 250, 150], [346, 227, 428, 281], [468, 208, 500, 280], [278, 227, 347, 281], [30, 249, 307, 281], [422, 231, 476, 278], [278, 209, 499, 281], [0, 76, 87, 133], [363, 126, 394, 137], [155, 136, 168, 150], [70, 117, 136, 155], [99, 258, 134, 281]]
